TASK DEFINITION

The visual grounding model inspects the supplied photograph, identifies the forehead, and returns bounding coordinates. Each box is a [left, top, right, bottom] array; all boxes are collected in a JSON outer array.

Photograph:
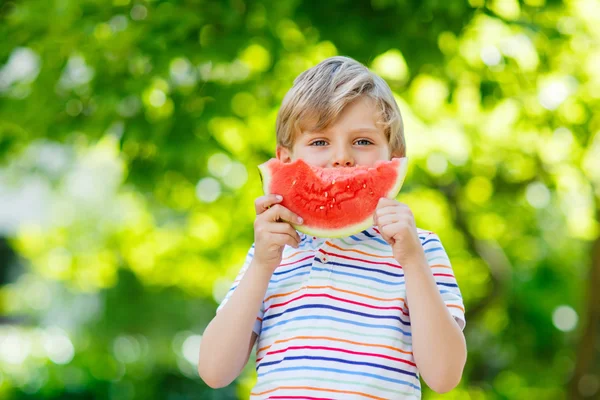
[[299, 96, 384, 134], [334, 97, 382, 127]]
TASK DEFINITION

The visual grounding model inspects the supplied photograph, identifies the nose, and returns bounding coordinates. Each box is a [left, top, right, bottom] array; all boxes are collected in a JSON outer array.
[[332, 146, 355, 168]]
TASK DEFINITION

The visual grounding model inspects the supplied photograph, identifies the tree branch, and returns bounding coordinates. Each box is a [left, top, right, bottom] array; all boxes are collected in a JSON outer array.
[[437, 181, 512, 321], [568, 195, 600, 399]]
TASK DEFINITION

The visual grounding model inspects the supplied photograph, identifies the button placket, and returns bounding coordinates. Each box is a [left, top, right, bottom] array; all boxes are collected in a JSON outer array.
[[318, 239, 334, 278], [306, 237, 324, 281]]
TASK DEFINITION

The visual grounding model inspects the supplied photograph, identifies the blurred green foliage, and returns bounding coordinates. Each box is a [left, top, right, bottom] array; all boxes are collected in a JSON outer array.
[[1, 0, 599, 399]]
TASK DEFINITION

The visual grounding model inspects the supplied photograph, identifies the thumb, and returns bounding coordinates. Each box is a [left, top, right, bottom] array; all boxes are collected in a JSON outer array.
[[382, 234, 394, 246], [378, 225, 394, 246]]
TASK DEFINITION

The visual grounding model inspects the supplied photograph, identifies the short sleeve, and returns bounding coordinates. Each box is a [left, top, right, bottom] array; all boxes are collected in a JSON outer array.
[[422, 232, 466, 331], [216, 245, 264, 335]]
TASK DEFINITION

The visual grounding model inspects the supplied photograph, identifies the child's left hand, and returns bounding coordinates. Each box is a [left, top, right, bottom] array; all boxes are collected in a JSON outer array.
[[374, 198, 426, 268]]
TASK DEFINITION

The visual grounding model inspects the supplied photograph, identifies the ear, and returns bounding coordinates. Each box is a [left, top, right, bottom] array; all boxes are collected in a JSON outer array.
[[276, 146, 293, 163]]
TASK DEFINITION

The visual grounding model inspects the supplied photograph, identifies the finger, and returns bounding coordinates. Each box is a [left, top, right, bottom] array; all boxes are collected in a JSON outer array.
[[381, 222, 401, 243], [255, 223, 301, 248], [264, 204, 303, 225], [377, 197, 399, 208], [377, 213, 402, 227], [378, 223, 396, 245], [268, 222, 302, 245], [375, 205, 403, 218], [272, 232, 300, 249], [255, 194, 283, 215]]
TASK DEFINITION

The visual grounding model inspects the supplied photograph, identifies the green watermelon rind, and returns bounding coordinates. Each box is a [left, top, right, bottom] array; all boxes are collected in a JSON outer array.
[[258, 157, 409, 239]]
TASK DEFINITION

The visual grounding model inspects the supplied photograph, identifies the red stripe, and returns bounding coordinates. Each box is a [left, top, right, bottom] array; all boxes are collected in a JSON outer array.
[[433, 273, 455, 278], [265, 345, 417, 367], [267, 397, 334, 400], [264, 293, 408, 316], [318, 249, 401, 269], [279, 255, 313, 267]]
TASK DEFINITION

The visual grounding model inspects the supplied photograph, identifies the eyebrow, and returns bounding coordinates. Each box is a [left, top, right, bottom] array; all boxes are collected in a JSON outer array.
[[348, 127, 381, 134], [304, 127, 381, 135]]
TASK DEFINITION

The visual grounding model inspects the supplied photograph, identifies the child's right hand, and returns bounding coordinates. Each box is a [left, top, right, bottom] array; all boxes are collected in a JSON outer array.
[[253, 194, 303, 271]]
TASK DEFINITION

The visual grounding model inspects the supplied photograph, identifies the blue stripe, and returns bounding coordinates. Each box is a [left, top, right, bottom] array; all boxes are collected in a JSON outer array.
[[269, 271, 311, 284], [257, 366, 421, 391], [232, 276, 456, 295], [353, 232, 389, 246], [312, 265, 404, 286], [227, 285, 237, 294], [421, 238, 440, 246], [362, 230, 376, 238], [301, 235, 323, 247], [318, 260, 404, 278], [437, 282, 459, 288], [272, 263, 312, 276], [263, 304, 411, 326], [257, 355, 418, 378], [261, 315, 412, 336], [440, 289, 463, 298], [424, 247, 444, 254]]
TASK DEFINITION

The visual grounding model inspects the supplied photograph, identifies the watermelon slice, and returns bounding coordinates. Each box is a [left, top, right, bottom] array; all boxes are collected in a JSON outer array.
[[258, 157, 408, 238]]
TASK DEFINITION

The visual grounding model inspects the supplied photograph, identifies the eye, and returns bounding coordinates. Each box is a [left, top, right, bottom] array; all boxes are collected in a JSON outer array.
[[310, 140, 328, 146], [355, 139, 373, 146]]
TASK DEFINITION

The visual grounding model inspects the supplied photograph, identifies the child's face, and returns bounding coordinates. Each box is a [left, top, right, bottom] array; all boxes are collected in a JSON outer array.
[[277, 96, 392, 168]]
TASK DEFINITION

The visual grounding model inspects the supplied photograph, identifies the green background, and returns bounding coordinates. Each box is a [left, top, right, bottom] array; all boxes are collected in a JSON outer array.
[[1, 0, 599, 398]]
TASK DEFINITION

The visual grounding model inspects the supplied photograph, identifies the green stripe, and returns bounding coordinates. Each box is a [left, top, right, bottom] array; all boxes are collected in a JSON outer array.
[[268, 280, 304, 291], [428, 256, 449, 264], [253, 376, 418, 397], [312, 276, 406, 294], [266, 276, 406, 300], [259, 325, 412, 347]]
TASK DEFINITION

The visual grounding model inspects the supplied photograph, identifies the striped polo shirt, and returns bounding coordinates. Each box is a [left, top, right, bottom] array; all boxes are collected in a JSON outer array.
[[217, 227, 465, 399]]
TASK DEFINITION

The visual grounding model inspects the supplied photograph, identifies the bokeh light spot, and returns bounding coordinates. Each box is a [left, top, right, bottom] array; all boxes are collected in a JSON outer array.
[[196, 178, 221, 203], [208, 153, 232, 178], [182, 335, 202, 365], [371, 49, 409, 83], [553, 305, 578, 332], [526, 182, 551, 209]]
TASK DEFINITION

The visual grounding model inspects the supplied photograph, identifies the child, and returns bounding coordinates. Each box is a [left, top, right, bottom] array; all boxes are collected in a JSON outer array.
[[198, 56, 467, 399]]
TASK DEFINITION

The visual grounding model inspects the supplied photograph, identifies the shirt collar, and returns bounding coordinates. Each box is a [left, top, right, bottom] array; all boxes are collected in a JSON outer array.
[[298, 226, 380, 241]]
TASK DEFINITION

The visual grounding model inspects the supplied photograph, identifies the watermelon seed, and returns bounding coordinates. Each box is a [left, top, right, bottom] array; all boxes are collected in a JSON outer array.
[[319, 206, 325, 210], [370, 191, 374, 195], [324, 192, 328, 198], [332, 198, 336, 203], [346, 185, 350, 189], [292, 180, 297, 186], [363, 184, 366, 188]]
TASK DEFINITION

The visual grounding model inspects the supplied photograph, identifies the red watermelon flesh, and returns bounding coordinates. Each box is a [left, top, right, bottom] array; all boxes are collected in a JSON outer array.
[[258, 157, 408, 238]]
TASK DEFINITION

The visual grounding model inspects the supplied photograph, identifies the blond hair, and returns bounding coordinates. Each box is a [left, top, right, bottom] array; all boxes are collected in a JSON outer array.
[[275, 56, 405, 157]]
